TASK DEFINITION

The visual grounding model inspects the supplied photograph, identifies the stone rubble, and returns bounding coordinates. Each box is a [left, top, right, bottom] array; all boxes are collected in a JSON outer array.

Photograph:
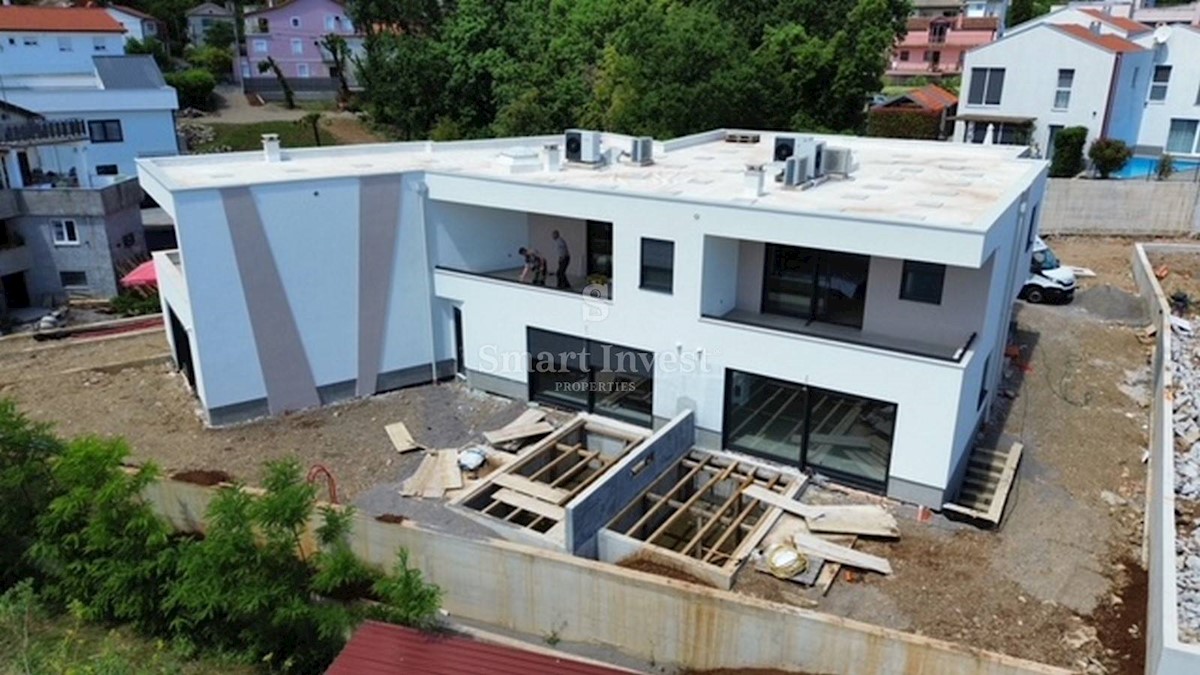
[[1171, 319, 1200, 643]]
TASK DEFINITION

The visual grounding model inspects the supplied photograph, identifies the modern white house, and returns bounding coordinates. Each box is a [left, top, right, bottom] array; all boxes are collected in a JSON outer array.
[[0, 6, 128, 77], [137, 130, 1048, 509], [2, 55, 180, 179], [1132, 24, 1200, 157], [104, 4, 161, 43], [956, 21, 1153, 157], [1007, 5, 1153, 38]]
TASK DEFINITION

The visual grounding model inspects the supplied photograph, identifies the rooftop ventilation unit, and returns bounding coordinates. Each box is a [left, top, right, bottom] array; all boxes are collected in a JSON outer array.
[[630, 137, 654, 165], [782, 156, 808, 187], [565, 129, 602, 164], [725, 132, 761, 144], [774, 135, 800, 162], [823, 146, 856, 176]]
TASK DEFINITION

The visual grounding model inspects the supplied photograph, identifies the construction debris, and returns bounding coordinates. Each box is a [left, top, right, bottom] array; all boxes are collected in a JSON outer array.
[[385, 421, 419, 453], [400, 449, 463, 499], [791, 532, 892, 575], [743, 485, 899, 538], [483, 422, 554, 446]]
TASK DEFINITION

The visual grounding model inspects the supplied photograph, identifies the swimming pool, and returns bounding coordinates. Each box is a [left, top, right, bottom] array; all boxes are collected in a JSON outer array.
[[1110, 155, 1200, 179]]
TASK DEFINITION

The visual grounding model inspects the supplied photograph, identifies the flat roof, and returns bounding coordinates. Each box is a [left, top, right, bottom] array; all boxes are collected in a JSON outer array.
[[138, 129, 1043, 231]]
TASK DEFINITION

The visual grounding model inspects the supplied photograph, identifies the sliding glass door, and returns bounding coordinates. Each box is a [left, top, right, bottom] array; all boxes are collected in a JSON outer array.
[[762, 244, 869, 328], [528, 328, 653, 426], [723, 369, 895, 492]]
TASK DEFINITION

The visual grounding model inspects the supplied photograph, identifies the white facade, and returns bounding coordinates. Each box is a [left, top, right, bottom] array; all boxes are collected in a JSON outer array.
[[137, 130, 1046, 509], [1133, 25, 1200, 156], [957, 23, 1153, 156], [105, 7, 158, 43], [0, 31, 126, 77]]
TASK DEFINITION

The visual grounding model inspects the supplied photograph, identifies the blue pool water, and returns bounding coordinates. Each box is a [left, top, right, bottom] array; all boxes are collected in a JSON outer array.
[[1111, 155, 1200, 179]]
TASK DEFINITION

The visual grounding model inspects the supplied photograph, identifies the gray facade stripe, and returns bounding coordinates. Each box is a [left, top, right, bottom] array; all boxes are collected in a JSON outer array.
[[356, 175, 403, 396], [220, 187, 320, 414]]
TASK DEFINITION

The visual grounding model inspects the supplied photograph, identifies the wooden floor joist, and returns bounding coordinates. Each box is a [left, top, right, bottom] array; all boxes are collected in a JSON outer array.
[[624, 455, 712, 538], [645, 462, 738, 547], [491, 473, 569, 504]]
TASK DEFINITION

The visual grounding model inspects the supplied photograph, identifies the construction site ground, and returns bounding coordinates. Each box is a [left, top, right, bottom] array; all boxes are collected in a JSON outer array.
[[0, 235, 1172, 673]]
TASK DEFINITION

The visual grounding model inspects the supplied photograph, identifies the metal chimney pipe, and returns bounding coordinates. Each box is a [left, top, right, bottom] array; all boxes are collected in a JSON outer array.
[[543, 144, 561, 172], [744, 164, 766, 197], [262, 133, 281, 163]]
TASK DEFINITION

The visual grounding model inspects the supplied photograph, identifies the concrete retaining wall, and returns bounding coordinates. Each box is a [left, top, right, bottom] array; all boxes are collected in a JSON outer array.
[[1132, 243, 1200, 674], [141, 475, 1069, 675], [1041, 180, 1200, 236]]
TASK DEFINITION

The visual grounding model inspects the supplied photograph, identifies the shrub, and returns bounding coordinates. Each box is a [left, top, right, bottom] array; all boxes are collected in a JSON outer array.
[[0, 402, 65, 591], [125, 37, 172, 72], [110, 291, 160, 317], [1049, 126, 1088, 177], [29, 438, 178, 633], [186, 45, 232, 80], [165, 69, 217, 110], [1087, 137, 1133, 179], [866, 109, 942, 140], [1158, 153, 1175, 181]]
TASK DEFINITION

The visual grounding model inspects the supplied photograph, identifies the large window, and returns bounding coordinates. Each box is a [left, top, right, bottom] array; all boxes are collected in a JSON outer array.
[[291, 38, 303, 55], [87, 120, 123, 144], [528, 328, 653, 426], [762, 244, 869, 329], [724, 369, 896, 492], [52, 219, 79, 245], [899, 261, 945, 304], [59, 271, 88, 288], [586, 220, 613, 280], [1167, 119, 1199, 155], [1053, 69, 1074, 109], [639, 238, 674, 293], [1150, 65, 1172, 102], [967, 67, 1005, 105]]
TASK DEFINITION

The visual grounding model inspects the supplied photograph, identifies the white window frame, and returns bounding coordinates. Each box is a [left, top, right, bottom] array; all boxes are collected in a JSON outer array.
[[1150, 65, 1171, 102], [291, 38, 303, 55], [92, 37, 107, 52], [1053, 69, 1073, 110], [297, 63, 310, 78], [967, 67, 1005, 106], [290, 16, 301, 28], [1166, 118, 1200, 155], [253, 39, 268, 53], [325, 15, 336, 30], [52, 219, 80, 246], [57, 37, 72, 52]]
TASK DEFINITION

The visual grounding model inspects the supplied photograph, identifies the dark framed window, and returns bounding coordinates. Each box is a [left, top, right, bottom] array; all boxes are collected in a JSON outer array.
[[762, 244, 869, 329], [59, 270, 88, 288], [967, 67, 1005, 105], [586, 220, 612, 280], [899, 50, 909, 62], [1026, 204, 1038, 251], [96, 164, 119, 176], [1150, 65, 1171, 102], [527, 328, 653, 426], [639, 238, 674, 293], [723, 368, 895, 493], [87, 119, 123, 143], [977, 355, 991, 409], [899, 261, 945, 304]]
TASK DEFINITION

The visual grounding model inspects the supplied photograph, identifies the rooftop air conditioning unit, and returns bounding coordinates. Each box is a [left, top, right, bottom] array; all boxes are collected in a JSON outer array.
[[782, 156, 808, 187], [630, 136, 653, 165], [823, 146, 856, 176], [775, 135, 823, 179], [565, 129, 603, 164], [773, 135, 799, 162]]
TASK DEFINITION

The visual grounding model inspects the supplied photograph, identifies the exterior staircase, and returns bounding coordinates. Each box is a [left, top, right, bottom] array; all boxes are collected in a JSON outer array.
[[942, 440, 1023, 528]]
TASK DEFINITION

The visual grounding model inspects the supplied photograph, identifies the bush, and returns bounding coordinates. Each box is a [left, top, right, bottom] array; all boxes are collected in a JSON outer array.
[[186, 45, 232, 80], [1087, 137, 1133, 179], [165, 69, 217, 110], [1158, 153, 1175, 181], [0, 402, 65, 591], [110, 291, 160, 317], [1049, 126, 1088, 177], [866, 109, 943, 140], [125, 37, 172, 72]]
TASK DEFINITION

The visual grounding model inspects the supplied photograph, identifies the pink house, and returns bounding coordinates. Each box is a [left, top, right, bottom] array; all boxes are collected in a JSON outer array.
[[239, 0, 361, 84], [889, 16, 1000, 80]]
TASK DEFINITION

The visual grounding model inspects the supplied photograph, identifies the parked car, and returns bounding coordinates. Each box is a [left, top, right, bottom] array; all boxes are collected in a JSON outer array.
[[1019, 237, 1076, 304]]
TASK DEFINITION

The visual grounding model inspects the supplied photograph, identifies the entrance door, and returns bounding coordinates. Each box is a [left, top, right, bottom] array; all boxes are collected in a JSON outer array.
[[1, 272, 30, 309], [1046, 125, 1063, 161], [453, 307, 465, 375], [16, 151, 31, 186], [168, 308, 195, 388]]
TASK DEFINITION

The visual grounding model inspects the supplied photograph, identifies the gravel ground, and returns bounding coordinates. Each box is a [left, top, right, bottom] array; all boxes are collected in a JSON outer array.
[[1168, 318, 1200, 643]]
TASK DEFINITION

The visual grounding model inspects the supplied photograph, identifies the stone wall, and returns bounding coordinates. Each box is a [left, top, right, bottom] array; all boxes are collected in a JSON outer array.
[[1041, 180, 1200, 236]]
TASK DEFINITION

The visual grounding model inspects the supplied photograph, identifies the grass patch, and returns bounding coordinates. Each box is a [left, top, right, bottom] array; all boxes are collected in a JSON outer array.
[[195, 121, 337, 152]]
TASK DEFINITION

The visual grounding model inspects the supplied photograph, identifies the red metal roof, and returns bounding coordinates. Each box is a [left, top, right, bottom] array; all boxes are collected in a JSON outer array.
[[1055, 23, 1146, 53], [1079, 8, 1151, 34], [326, 622, 633, 675], [0, 6, 125, 33], [904, 84, 959, 111]]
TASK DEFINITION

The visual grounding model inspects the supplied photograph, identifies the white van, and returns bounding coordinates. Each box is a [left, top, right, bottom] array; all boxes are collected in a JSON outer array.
[[1019, 237, 1076, 304]]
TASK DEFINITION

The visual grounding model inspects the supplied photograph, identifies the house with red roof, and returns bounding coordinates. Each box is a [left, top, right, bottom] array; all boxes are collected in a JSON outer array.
[[104, 4, 163, 43], [0, 6, 127, 76], [955, 19, 1153, 158], [868, 84, 959, 139], [890, 14, 1002, 79]]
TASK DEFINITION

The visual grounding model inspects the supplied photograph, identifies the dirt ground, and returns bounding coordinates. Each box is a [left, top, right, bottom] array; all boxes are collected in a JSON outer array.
[[325, 115, 386, 145]]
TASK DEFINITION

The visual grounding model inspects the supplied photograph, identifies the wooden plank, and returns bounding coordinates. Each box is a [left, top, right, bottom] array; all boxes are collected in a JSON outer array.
[[504, 409, 546, 429], [431, 449, 463, 496], [646, 463, 738, 547], [492, 473, 569, 504], [401, 452, 439, 497], [742, 485, 897, 539], [385, 421, 419, 453], [791, 532, 891, 575], [484, 422, 554, 445], [743, 485, 822, 518], [815, 535, 857, 595], [493, 488, 566, 521]]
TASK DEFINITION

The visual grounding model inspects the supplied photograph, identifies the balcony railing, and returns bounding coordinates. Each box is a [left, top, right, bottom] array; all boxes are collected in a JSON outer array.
[[1, 119, 88, 147]]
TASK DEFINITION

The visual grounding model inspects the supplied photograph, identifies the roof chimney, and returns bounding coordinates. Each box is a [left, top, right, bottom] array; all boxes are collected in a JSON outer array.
[[542, 143, 561, 172], [262, 133, 281, 163], [744, 164, 766, 198], [1089, 20, 1102, 34]]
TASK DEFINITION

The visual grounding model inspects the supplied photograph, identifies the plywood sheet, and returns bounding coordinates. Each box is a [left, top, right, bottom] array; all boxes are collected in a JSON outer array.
[[483, 422, 554, 445], [385, 421, 419, 453]]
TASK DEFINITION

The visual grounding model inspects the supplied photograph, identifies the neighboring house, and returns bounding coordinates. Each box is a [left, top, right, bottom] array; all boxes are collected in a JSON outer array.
[[0, 6, 127, 77], [955, 23, 1152, 157], [868, 84, 959, 139], [1132, 24, 1200, 157], [890, 15, 1002, 79], [912, 0, 1008, 22], [1051, 1, 1200, 27], [1006, 6, 1153, 38], [1, 101, 145, 309], [104, 4, 161, 42], [186, 1, 234, 45], [2, 55, 179, 178], [240, 0, 362, 92], [137, 129, 1047, 510]]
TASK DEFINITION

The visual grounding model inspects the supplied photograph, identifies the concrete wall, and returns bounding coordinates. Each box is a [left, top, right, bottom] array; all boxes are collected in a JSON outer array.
[[429, 201, 528, 272], [1133, 243, 1200, 674], [140, 474, 1072, 675], [1041, 179, 1200, 235]]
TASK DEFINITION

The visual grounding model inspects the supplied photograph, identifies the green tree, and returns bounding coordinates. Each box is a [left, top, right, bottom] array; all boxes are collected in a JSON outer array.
[[165, 69, 217, 109], [203, 20, 236, 50], [1158, 153, 1175, 181], [1008, 0, 1036, 27], [0, 401, 64, 591], [125, 37, 172, 72], [258, 56, 296, 109], [298, 112, 325, 146], [320, 34, 353, 102], [1087, 137, 1132, 179], [187, 45, 233, 79], [1049, 126, 1088, 177]]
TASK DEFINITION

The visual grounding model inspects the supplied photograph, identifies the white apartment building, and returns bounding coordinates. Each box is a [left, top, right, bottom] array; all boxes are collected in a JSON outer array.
[[1132, 24, 1200, 156], [104, 5, 161, 43], [0, 6, 128, 77], [137, 130, 1047, 509], [957, 20, 1153, 157]]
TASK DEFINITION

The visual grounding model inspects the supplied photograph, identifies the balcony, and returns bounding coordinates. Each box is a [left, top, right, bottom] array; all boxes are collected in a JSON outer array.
[[0, 119, 87, 148], [435, 266, 611, 300], [0, 233, 30, 277]]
